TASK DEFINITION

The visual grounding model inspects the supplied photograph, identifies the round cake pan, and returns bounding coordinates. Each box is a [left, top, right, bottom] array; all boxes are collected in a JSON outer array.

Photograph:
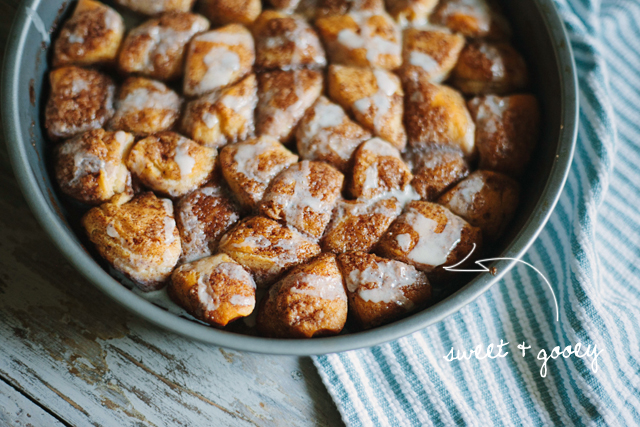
[[2, 0, 578, 355]]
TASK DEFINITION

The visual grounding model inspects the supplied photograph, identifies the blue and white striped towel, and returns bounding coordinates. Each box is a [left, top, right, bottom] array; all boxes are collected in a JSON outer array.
[[313, 0, 640, 425]]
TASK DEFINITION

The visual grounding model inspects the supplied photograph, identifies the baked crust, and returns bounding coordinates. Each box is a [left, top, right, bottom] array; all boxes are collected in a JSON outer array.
[[82, 192, 182, 291], [257, 253, 347, 338]]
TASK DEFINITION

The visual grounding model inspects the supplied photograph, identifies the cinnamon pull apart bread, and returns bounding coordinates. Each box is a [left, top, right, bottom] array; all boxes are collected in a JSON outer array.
[[115, 0, 197, 16], [252, 11, 326, 71], [218, 216, 321, 287], [126, 132, 217, 198], [182, 74, 258, 148], [438, 170, 520, 241], [338, 252, 431, 329], [175, 180, 242, 263], [45, 67, 115, 141], [220, 136, 298, 210], [82, 192, 182, 291], [183, 24, 255, 97], [118, 12, 210, 81], [53, 0, 124, 68], [199, 0, 262, 27], [170, 254, 256, 327], [259, 160, 344, 239], [377, 201, 482, 276], [257, 253, 347, 338], [45, 0, 538, 334], [109, 77, 182, 136], [55, 129, 134, 205], [328, 65, 406, 149], [296, 96, 371, 172]]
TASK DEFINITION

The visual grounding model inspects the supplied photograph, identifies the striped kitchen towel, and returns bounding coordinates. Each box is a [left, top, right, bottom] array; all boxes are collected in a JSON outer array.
[[313, 0, 640, 425]]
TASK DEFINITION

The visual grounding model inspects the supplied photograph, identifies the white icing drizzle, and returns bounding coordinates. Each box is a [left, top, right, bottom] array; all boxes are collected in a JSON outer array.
[[396, 233, 412, 252], [446, 173, 485, 217], [300, 100, 345, 143], [401, 207, 464, 270], [478, 43, 505, 77], [201, 111, 219, 129], [164, 215, 176, 244], [353, 70, 399, 132], [117, 86, 180, 115], [232, 138, 278, 185], [347, 260, 421, 306], [336, 12, 400, 65], [173, 140, 195, 177], [196, 272, 220, 313], [285, 273, 347, 301], [232, 234, 272, 250], [475, 95, 507, 134], [229, 295, 254, 306], [409, 51, 440, 74], [216, 262, 256, 288], [260, 18, 325, 68]]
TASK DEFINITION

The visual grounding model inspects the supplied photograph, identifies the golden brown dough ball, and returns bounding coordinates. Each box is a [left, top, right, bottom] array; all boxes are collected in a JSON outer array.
[[169, 253, 256, 327], [385, 0, 438, 26], [316, 0, 385, 18], [252, 11, 326, 70], [438, 170, 520, 241], [183, 24, 255, 97], [468, 94, 540, 178], [409, 145, 469, 201], [268, 0, 302, 13], [53, 0, 124, 68], [55, 129, 134, 205], [219, 136, 298, 210], [176, 181, 242, 263], [257, 253, 347, 338], [199, 0, 261, 26], [82, 192, 181, 291], [259, 160, 344, 238], [118, 12, 210, 81], [328, 65, 406, 150], [45, 66, 115, 141], [400, 27, 465, 84], [181, 74, 258, 148], [377, 201, 482, 275], [431, 0, 510, 40], [451, 41, 529, 96], [109, 77, 182, 136], [337, 251, 431, 329], [404, 77, 476, 158], [296, 96, 371, 173], [218, 216, 321, 286], [322, 197, 401, 254], [349, 138, 413, 199], [256, 69, 323, 143], [114, 0, 196, 16], [126, 132, 217, 198], [315, 11, 401, 70]]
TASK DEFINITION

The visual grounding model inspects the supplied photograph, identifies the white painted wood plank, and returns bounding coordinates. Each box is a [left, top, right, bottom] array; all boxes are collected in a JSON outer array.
[[0, 379, 66, 427]]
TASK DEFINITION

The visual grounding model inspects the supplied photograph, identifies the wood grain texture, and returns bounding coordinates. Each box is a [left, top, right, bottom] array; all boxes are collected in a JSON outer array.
[[0, 1, 343, 425], [0, 380, 66, 427]]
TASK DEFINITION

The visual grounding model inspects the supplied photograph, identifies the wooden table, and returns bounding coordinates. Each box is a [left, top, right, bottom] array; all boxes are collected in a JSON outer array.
[[0, 1, 343, 425]]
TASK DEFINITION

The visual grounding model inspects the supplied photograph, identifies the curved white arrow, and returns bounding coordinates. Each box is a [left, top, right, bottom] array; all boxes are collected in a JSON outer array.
[[444, 244, 559, 322]]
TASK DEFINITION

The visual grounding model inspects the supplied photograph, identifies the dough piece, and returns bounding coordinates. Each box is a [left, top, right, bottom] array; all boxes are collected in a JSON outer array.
[[257, 253, 347, 338], [219, 136, 298, 210], [409, 145, 469, 201], [109, 77, 181, 136], [126, 132, 217, 198], [328, 65, 406, 150], [118, 12, 210, 81], [82, 192, 181, 291], [183, 24, 255, 97], [218, 216, 321, 286], [53, 0, 124, 67], [55, 129, 134, 205], [170, 253, 256, 327], [400, 27, 465, 83], [45, 67, 115, 141]]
